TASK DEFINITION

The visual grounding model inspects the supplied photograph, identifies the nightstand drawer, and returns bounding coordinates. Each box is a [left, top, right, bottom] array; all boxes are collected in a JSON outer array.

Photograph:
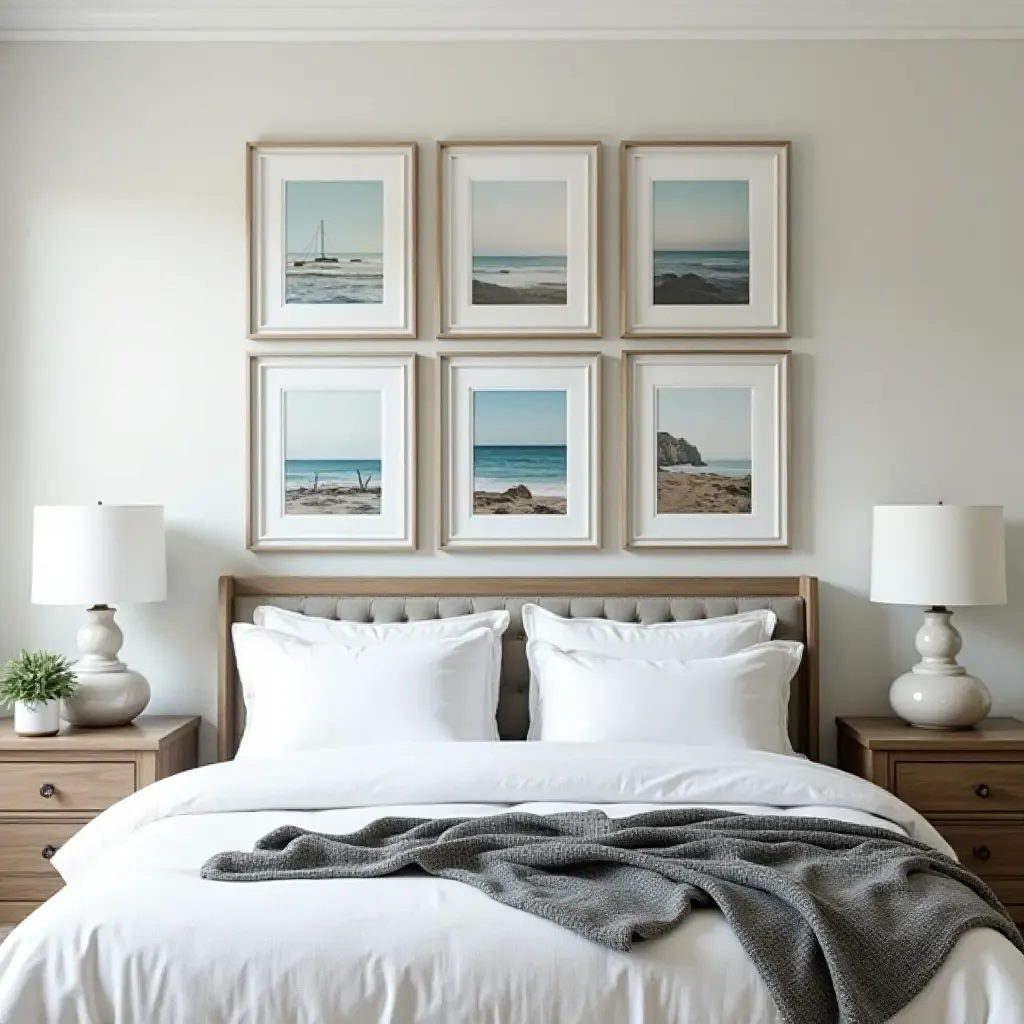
[[941, 823, 1024, 876], [894, 761, 1024, 813], [0, 874, 63, 903], [0, 820, 83, 874], [0, 761, 135, 812]]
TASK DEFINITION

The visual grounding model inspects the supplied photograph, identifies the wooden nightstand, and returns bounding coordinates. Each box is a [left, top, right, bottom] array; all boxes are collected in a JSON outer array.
[[0, 715, 200, 925], [837, 716, 1024, 923]]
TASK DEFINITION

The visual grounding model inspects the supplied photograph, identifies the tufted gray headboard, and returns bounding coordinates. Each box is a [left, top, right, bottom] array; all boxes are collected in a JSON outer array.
[[219, 576, 820, 762]]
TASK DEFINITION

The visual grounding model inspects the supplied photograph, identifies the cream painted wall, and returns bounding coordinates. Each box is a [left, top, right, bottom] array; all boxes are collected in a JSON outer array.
[[0, 41, 1021, 762]]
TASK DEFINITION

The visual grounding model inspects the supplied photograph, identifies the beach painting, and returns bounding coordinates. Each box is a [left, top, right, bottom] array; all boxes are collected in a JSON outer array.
[[284, 389, 383, 516], [471, 181, 568, 305], [652, 180, 750, 306], [655, 387, 752, 515], [472, 389, 568, 515], [284, 180, 384, 305]]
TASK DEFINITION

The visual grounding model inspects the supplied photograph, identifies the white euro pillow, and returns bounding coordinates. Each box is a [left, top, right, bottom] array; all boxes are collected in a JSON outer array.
[[233, 625, 500, 757], [527, 639, 803, 754], [252, 606, 511, 740], [522, 605, 777, 739]]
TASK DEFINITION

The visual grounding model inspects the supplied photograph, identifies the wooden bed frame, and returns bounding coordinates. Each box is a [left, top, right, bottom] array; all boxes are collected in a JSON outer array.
[[218, 575, 819, 762]]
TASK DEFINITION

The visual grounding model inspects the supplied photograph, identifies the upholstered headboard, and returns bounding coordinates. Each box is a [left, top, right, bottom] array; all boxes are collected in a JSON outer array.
[[218, 576, 820, 762]]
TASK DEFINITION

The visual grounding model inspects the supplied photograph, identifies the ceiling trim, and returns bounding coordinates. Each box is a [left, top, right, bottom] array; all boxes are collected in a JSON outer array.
[[2, 2, 1024, 42]]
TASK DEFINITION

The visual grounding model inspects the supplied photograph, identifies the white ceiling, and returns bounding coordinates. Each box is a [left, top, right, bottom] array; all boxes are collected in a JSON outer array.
[[1, 0, 1023, 41]]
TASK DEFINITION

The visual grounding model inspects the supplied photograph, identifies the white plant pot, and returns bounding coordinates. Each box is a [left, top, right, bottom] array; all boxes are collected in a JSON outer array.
[[14, 699, 61, 737]]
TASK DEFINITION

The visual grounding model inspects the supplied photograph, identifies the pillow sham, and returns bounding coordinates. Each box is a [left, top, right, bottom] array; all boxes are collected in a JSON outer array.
[[233, 625, 500, 757], [527, 639, 803, 753], [252, 606, 511, 739], [522, 605, 778, 739]]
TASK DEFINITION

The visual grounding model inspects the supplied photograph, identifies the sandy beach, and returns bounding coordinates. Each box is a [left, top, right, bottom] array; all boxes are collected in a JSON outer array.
[[472, 279, 568, 305], [473, 485, 567, 515], [657, 471, 751, 514], [286, 484, 382, 515]]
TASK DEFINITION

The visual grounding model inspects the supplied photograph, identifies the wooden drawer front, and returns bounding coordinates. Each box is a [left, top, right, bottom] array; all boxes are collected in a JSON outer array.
[[941, 824, 1024, 877], [0, 821, 83, 875], [986, 879, 1024, 907], [0, 874, 63, 903], [0, 761, 135, 812], [895, 761, 1024, 813]]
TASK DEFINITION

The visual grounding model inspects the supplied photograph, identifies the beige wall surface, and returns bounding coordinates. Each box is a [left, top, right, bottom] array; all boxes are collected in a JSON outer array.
[[0, 41, 1021, 761]]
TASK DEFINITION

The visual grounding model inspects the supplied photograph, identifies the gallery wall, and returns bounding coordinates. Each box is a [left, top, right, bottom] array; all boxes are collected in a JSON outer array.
[[0, 40, 1022, 762]]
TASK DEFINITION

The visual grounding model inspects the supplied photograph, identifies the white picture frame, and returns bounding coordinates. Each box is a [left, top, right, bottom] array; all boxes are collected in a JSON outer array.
[[438, 142, 601, 338], [440, 352, 601, 549], [248, 354, 416, 551], [247, 141, 417, 339], [624, 350, 789, 549], [621, 141, 789, 338]]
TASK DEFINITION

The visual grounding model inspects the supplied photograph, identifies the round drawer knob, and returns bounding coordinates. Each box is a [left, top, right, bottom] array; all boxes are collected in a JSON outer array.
[[39, 783, 56, 799], [973, 844, 991, 862], [41, 845, 57, 861], [975, 783, 990, 799]]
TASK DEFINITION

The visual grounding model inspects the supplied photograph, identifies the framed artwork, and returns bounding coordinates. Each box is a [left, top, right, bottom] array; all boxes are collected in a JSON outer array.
[[248, 354, 416, 550], [438, 142, 601, 338], [621, 141, 789, 338], [247, 141, 417, 339], [623, 350, 789, 548], [440, 352, 600, 549]]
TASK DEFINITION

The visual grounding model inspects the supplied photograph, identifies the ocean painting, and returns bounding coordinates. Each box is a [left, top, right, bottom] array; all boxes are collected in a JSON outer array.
[[471, 181, 568, 305], [652, 180, 750, 305], [472, 389, 568, 514], [285, 180, 384, 305], [284, 389, 383, 515], [656, 386, 752, 514]]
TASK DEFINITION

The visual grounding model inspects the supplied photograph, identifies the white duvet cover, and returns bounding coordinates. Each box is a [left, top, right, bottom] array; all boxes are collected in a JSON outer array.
[[1, 743, 1022, 1024]]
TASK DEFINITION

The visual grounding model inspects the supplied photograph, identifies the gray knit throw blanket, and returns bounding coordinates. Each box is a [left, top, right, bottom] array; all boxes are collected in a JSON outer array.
[[202, 809, 1024, 1024]]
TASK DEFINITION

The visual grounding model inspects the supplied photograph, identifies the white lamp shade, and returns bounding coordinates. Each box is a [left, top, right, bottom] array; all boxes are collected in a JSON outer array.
[[870, 504, 1006, 607], [32, 505, 167, 606]]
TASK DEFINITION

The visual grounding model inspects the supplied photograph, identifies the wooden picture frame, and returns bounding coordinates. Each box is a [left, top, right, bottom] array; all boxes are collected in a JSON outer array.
[[247, 353, 417, 551], [438, 141, 601, 338], [247, 141, 417, 340], [624, 350, 790, 548], [439, 351, 601, 549], [621, 141, 790, 338]]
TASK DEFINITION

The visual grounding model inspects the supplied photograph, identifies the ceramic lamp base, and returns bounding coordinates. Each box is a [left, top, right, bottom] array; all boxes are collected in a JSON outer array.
[[66, 605, 151, 728], [888, 608, 991, 729]]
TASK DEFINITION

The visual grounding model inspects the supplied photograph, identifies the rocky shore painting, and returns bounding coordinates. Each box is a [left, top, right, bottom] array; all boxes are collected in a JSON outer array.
[[656, 386, 752, 515], [652, 180, 750, 306], [471, 180, 568, 305], [284, 179, 384, 305], [472, 389, 568, 515], [284, 389, 383, 516]]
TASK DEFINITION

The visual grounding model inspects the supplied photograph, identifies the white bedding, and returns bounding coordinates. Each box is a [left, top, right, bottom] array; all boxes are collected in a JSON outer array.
[[1, 743, 1022, 1024]]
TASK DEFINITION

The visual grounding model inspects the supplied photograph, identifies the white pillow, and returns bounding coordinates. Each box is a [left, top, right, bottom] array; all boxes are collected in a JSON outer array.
[[233, 625, 500, 757], [527, 640, 803, 753], [522, 605, 777, 739], [252, 606, 511, 740]]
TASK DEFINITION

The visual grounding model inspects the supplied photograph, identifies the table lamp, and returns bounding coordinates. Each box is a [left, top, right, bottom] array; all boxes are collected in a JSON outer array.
[[31, 504, 167, 727], [870, 504, 1006, 729]]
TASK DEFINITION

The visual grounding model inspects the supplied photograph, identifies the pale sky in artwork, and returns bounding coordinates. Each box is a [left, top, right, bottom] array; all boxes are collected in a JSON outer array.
[[472, 180, 568, 257], [656, 387, 752, 460], [285, 180, 384, 255], [473, 389, 568, 446], [285, 389, 382, 460], [652, 179, 750, 252]]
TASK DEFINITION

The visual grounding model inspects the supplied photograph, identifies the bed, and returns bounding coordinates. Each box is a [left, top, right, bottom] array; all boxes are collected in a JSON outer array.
[[0, 574, 1022, 1024]]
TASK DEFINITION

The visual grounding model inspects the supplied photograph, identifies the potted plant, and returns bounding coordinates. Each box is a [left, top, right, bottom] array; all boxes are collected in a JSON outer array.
[[0, 650, 78, 737]]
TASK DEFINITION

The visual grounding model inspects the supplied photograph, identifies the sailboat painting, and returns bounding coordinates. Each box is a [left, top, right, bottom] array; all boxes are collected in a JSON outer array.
[[284, 180, 384, 305]]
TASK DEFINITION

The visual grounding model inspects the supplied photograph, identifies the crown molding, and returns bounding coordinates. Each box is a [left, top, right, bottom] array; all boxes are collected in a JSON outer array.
[[2, 1, 1024, 42]]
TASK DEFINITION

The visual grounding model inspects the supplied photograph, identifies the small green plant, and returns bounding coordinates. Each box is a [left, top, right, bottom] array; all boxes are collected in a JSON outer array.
[[0, 650, 78, 708]]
